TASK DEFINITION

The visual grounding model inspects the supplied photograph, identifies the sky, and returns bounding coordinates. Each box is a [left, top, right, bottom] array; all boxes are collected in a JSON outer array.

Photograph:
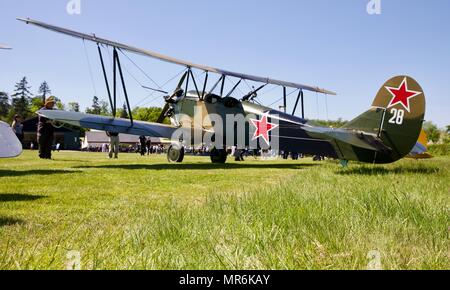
[[0, 0, 449, 127]]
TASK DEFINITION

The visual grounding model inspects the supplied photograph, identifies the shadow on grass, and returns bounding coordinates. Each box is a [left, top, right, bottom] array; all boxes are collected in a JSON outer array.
[[0, 217, 25, 227], [0, 194, 47, 202], [337, 166, 440, 176], [75, 163, 320, 171], [0, 169, 80, 178]]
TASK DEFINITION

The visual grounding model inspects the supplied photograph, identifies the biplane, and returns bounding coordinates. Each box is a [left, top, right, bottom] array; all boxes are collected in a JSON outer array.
[[17, 18, 426, 165]]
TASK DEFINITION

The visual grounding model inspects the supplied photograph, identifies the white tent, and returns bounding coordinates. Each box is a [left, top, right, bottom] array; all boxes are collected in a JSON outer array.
[[82, 131, 163, 149]]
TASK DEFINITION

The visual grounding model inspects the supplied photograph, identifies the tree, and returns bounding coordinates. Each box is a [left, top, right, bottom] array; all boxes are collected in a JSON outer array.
[[423, 121, 441, 143], [55, 97, 65, 110], [30, 97, 44, 113], [85, 96, 101, 115], [119, 103, 129, 119], [38, 81, 51, 104], [99, 100, 111, 116], [311, 118, 348, 128], [11, 77, 33, 118], [68, 102, 80, 112], [85, 97, 111, 115], [0, 92, 10, 120], [132, 107, 169, 124]]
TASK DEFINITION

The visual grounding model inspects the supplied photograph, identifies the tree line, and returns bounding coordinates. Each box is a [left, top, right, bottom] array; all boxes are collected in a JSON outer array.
[[1, 76, 447, 148], [0, 76, 167, 124]]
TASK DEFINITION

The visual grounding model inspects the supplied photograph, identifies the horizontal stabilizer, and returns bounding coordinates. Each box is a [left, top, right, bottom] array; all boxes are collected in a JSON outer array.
[[304, 126, 391, 152]]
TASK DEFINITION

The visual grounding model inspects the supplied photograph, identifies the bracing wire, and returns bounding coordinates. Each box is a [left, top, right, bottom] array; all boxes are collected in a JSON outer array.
[[316, 92, 320, 120], [267, 88, 299, 108], [82, 40, 98, 97], [224, 77, 245, 97], [118, 49, 162, 90], [136, 68, 188, 108]]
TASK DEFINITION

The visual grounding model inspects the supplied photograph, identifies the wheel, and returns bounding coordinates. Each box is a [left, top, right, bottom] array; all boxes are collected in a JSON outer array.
[[167, 144, 185, 163], [210, 148, 228, 164]]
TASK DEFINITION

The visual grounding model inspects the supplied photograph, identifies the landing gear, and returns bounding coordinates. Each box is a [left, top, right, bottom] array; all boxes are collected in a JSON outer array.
[[167, 144, 185, 163], [210, 148, 228, 164]]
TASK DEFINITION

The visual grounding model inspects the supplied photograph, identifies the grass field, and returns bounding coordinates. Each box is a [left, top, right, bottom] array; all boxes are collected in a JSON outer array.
[[0, 151, 448, 270]]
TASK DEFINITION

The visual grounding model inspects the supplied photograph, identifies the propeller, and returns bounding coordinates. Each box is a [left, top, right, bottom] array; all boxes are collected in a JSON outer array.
[[156, 71, 188, 123]]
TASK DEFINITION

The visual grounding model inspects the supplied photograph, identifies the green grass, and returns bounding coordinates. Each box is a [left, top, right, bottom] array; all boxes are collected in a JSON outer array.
[[0, 151, 448, 270]]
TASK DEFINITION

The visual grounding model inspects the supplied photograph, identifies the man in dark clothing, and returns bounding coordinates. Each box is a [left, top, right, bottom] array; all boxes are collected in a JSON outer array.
[[139, 136, 147, 156], [146, 139, 152, 155], [37, 96, 56, 159]]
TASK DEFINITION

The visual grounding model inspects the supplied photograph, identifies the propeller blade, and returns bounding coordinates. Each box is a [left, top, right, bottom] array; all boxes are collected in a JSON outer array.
[[176, 71, 188, 91], [157, 103, 170, 123]]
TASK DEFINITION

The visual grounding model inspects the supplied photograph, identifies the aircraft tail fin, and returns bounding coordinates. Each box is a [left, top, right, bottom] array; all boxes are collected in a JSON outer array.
[[343, 76, 426, 161]]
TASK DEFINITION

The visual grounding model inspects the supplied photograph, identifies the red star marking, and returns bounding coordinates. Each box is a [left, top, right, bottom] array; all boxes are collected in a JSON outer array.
[[385, 77, 422, 113], [250, 114, 279, 145]]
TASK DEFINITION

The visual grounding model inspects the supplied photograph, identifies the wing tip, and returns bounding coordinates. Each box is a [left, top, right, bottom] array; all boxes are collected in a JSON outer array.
[[16, 17, 29, 23]]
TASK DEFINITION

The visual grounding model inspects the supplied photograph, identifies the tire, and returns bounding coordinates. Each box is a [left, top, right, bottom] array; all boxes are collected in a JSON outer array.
[[167, 144, 185, 163], [210, 148, 228, 164]]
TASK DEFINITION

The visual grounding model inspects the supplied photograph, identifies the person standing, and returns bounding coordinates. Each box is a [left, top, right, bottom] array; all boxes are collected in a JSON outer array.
[[37, 96, 56, 159], [146, 138, 152, 155], [139, 136, 147, 156], [106, 131, 120, 159], [11, 115, 24, 146]]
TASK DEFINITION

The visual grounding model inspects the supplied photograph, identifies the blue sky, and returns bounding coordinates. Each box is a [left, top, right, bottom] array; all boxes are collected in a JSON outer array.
[[1, 0, 449, 127]]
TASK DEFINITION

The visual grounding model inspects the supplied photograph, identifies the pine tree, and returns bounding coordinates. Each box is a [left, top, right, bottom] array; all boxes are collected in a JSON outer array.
[[120, 103, 129, 119], [11, 77, 33, 118], [38, 81, 52, 103], [85, 96, 101, 115], [0, 92, 10, 120]]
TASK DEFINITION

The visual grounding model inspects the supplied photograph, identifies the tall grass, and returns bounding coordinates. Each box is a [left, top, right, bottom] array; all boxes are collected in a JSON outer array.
[[0, 152, 448, 269]]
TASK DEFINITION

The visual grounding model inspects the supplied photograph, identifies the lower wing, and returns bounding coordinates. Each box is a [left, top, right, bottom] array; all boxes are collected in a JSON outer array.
[[37, 110, 178, 138]]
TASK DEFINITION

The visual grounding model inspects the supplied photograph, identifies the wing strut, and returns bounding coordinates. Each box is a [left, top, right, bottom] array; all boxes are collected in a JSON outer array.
[[114, 48, 134, 126], [95, 43, 134, 126], [97, 45, 114, 115], [292, 89, 305, 118]]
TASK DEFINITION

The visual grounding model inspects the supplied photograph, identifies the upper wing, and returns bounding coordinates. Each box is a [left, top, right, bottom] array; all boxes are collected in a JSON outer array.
[[37, 110, 178, 138], [0, 44, 12, 50], [0, 121, 22, 158], [17, 17, 336, 95]]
